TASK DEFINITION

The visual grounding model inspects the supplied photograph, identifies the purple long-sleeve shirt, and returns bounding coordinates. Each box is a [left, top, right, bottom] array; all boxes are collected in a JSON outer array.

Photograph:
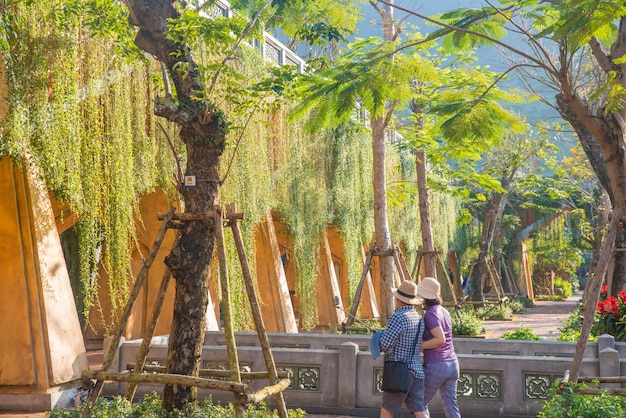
[[422, 304, 457, 364]]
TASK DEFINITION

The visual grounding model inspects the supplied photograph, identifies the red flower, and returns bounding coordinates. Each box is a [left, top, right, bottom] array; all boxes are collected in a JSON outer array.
[[597, 301, 607, 316], [618, 290, 626, 304]]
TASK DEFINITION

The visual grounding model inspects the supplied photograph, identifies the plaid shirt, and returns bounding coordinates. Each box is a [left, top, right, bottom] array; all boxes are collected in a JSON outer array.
[[380, 305, 424, 379]]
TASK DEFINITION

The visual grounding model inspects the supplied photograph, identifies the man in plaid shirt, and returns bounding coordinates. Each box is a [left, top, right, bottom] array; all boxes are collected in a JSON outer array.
[[378, 280, 427, 418]]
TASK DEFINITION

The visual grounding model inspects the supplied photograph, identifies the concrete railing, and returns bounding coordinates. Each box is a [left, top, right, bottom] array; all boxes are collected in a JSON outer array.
[[106, 332, 623, 417]]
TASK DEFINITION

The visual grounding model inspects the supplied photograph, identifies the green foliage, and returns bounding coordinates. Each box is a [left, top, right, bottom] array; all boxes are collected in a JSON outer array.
[[289, 36, 438, 129], [507, 298, 527, 314], [538, 383, 626, 418], [500, 326, 541, 340], [529, 214, 585, 292], [512, 295, 534, 310], [554, 276, 573, 299], [0, 0, 177, 327], [558, 306, 597, 343], [47, 392, 307, 418], [0, 0, 463, 334], [431, 6, 511, 53], [452, 305, 484, 337], [535, 294, 568, 301], [478, 304, 513, 320]]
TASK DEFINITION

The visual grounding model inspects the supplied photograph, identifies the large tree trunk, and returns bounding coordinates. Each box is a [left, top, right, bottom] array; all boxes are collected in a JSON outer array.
[[555, 25, 626, 293], [372, 116, 395, 323], [557, 88, 626, 293], [416, 148, 436, 277], [129, 0, 226, 411], [411, 100, 437, 278], [369, 0, 398, 324], [470, 186, 509, 303]]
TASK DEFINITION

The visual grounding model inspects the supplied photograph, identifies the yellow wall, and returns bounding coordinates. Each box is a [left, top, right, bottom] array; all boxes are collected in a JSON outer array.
[[0, 157, 87, 392]]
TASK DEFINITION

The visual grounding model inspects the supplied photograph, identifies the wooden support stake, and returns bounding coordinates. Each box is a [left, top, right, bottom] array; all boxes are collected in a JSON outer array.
[[83, 206, 175, 414], [214, 206, 244, 418], [239, 379, 292, 404], [82, 370, 247, 392], [345, 242, 376, 328], [392, 244, 407, 284], [576, 388, 626, 396], [570, 207, 621, 382], [437, 250, 458, 306], [226, 204, 288, 418], [396, 247, 412, 283], [126, 364, 290, 379], [579, 376, 626, 384], [125, 266, 173, 401]]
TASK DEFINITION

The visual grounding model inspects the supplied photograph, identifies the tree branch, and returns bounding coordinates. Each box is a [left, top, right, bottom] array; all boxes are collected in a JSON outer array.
[[589, 37, 615, 73]]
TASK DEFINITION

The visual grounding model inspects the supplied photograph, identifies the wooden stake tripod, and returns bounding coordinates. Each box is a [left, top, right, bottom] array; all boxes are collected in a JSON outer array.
[[82, 204, 289, 418], [412, 248, 458, 306], [464, 257, 508, 306], [343, 242, 413, 330]]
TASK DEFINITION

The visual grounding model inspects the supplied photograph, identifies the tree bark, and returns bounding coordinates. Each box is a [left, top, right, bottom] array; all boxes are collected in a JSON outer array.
[[128, 0, 226, 411], [470, 183, 509, 303], [556, 85, 626, 294], [371, 116, 395, 323]]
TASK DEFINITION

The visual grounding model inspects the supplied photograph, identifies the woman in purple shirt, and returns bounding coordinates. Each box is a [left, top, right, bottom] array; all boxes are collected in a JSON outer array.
[[416, 276, 461, 418]]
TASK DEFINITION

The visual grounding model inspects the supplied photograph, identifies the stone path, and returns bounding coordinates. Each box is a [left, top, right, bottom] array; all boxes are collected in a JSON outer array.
[[481, 291, 581, 340], [0, 293, 582, 417]]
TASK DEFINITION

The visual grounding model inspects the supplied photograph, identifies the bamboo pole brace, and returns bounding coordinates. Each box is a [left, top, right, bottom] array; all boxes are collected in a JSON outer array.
[[157, 211, 244, 221], [125, 267, 173, 401], [392, 245, 407, 282], [239, 378, 291, 404], [570, 207, 622, 382], [226, 204, 288, 418], [84, 206, 175, 411], [214, 206, 244, 418], [576, 388, 626, 396], [346, 242, 376, 327], [214, 205, 241, 384], [578, 376, 626, 383], [126, 364, 291, 379], [82, 370, 247, 392], [396, 247, 412, 282]]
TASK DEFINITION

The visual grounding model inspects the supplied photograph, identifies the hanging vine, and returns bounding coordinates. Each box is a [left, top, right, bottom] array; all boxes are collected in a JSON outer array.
[[0, 0, 463, 332], [0, 0, 176, 328]]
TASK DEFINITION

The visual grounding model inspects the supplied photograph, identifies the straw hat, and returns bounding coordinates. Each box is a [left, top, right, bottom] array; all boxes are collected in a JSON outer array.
[[391, 280, 422, 305], [416, 276, 441, 300]]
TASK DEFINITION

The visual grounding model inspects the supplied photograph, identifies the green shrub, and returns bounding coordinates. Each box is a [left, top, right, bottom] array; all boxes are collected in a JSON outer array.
[[452, 305, 484, 337], [538, 384, 626, 417], [478, 304, 513, 320], [508, 298, 526, 314], [47, 393, 306, 418], [570, 274, 581, 294], [512, 295, 534, 310], [535, 294, 564, 301], [554, 277, 573, 299], [500, 326, 542, 340], [557, 306, 597, 343]]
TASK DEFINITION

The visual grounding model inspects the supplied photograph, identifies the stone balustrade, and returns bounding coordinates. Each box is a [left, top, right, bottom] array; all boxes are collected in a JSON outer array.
[[104, 332, 624, 417]]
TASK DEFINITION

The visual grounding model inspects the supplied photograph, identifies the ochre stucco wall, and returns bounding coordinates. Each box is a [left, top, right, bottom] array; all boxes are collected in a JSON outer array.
[[0, 157, 87, 392]]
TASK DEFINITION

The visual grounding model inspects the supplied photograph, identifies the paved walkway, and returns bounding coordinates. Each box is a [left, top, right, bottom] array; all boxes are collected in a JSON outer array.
[[481, 291, 582, 340], [1, 294, 581, 417]]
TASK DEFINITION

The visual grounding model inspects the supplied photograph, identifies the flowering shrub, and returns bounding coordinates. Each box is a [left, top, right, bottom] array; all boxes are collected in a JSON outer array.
[[593, 286, 626, 341]]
